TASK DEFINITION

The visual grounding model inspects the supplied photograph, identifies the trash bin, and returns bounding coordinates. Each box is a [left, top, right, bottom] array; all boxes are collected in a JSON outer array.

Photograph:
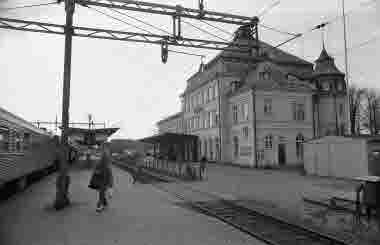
[[355, 176, 380, 209]]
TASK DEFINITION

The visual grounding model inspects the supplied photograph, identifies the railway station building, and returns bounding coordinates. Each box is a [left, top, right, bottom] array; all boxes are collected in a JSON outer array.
[[157, 26, 348, 168]]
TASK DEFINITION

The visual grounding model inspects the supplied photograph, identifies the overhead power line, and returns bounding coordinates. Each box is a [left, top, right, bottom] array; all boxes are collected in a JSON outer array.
[[333, 31, 380, 56], [109, 8, 171, 35], [182, 19, 229, 42], [259, 24, 299, 37], [0, 1, 57, 11], [267, 22, 330, 51], [321, 0, 377, 26], [84, 5, 155, 35], [257, 0, 281, 18], [82, 5, 207, 59], [168, 49, 205, 58], [198, 19, 233, 36]]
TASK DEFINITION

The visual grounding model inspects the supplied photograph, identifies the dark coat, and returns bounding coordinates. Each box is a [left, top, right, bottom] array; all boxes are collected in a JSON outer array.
[[88, 153, 114, 190]]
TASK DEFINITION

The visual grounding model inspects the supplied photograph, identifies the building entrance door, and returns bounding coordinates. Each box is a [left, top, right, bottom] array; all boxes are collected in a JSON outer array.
[[278, 144, 286, 165]]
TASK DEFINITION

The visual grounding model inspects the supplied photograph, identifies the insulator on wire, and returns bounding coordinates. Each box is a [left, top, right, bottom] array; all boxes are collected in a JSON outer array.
[[161, 41, 169, 63]]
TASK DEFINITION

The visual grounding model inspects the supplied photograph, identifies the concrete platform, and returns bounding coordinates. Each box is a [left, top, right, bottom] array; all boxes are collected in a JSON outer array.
[[0, 166, 265, 245]]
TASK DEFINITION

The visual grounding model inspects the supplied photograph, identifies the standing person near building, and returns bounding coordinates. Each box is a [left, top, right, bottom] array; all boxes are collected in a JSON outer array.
[[200, 156, 207, 180], [88, 143, 114, 212]]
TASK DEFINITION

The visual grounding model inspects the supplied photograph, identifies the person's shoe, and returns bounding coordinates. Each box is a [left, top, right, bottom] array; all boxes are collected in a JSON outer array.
[[96, 205, 104, 212]]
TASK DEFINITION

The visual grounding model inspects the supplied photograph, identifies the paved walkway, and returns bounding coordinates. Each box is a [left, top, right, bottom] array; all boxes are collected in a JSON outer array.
[[0, 167, 265, 245]]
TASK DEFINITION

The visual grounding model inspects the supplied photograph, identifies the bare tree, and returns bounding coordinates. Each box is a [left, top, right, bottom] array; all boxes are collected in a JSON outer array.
[[349, 85, 365, 135], [361, 88, 380, 134]]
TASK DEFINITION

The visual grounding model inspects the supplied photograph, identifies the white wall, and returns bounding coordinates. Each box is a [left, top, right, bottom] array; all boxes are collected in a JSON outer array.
[[305, 137, 369, 179]]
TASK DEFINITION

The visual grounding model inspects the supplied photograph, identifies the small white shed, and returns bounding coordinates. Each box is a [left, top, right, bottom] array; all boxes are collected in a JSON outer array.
[[304, 136, 380, 179]]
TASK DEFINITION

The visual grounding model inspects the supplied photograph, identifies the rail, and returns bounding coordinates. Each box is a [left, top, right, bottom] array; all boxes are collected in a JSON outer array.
[[142, 158, 202, 180]]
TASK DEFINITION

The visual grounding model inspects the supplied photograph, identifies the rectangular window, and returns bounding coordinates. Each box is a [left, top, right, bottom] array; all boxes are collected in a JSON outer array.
[[295, 103, 305, 121], [215, 111, 220, 126], [214, 84, 218, 98], [264, 98, 272, 114], [233, 105, 238, 124], [208, 87, 213, 101], [292, 102, 297, 120], [204, 89, 208, 103], [204, 113, 208, 128], [339, 103, 344, 117], [210, 111, 214, 128], [206, 112, 210, 128], [242, 126, 249, 139], [241, 103, 249, 121]]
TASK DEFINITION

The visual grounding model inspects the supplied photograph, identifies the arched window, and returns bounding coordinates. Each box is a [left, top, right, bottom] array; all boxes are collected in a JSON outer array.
[[233, 136, 239, 158], [296, 134, 304, 159], [215, 137, 220, 160], [204, 139, 208, 158], [198, 139, 202, 157], [264, 135, 273, 149]]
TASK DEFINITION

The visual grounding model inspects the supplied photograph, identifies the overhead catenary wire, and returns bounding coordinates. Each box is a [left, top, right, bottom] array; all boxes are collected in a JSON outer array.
[[198, 19, 233, 36], [182, 19, 229, 42], [109, 8, 172, 35], [168, 49, 205, 58], [323, 0, 377, 26], [259, 23, 299, 37], [266, 22, 330, 51], [84, 5, 155, 35], [81, 4, 206, 59], [0, 1, 57, 11]]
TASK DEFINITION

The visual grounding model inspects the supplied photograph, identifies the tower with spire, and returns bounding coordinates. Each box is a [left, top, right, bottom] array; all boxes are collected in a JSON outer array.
[[312, 42, 347, 136]]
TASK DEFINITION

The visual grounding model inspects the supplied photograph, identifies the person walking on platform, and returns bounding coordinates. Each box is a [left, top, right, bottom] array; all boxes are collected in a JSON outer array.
[[88, 143, 114, 212], [200, 156, 207, 180]]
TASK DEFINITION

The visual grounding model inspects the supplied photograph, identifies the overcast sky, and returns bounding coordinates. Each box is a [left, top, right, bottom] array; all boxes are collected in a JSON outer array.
[[0, 0, 379, 139]]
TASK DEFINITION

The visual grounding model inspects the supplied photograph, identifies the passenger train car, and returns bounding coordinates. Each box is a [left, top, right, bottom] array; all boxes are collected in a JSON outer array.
[[0, 107, 57, 194]]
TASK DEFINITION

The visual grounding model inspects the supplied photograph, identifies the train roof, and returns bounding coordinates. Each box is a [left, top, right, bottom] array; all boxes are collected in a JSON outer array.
[[0, 107, 49, 135]]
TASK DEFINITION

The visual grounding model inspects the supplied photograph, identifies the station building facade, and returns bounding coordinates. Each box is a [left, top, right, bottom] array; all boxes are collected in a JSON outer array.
[[157, 27, 348, 167]]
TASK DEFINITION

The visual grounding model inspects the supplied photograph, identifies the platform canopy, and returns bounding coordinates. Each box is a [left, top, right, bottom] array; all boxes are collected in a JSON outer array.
[[139, 133, 198, 144], [139, 133, 199, 161], [66, 127, 119, 146]]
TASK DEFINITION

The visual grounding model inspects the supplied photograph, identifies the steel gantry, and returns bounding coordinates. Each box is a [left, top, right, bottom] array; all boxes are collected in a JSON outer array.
[[0, 0, 260, 210], [0, 17, 258, 52]]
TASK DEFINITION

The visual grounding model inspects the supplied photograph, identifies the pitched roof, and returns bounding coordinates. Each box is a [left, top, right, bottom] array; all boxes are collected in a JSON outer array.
[[157, 112, 183, 125], [182, 33, 314, 96]]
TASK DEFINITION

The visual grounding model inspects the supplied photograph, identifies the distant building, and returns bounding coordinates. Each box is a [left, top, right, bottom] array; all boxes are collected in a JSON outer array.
[[157, 112, 183, 134], [109, 139, 149, 155], [156, 26, 347, 167]]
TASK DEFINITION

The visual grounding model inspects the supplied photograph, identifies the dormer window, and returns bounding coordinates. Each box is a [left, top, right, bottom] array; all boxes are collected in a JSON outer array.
[[287, 74, 298, 82], [337, 82, 343, 91], [231, 81, 240, 92], [322, 82, 330, 91], [259, 71, 270, 80]]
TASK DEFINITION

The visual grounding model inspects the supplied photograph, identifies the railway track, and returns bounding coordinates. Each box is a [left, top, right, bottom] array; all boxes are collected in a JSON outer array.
[[113, 161, 170, 184], [117, 161, 350, 245]]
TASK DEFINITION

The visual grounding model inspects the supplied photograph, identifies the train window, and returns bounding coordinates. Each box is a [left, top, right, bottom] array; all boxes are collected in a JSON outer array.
[[371, 151, 380, 157], [0, 128, 9, 152], [23, 133, 31, 150], [15, 133, 22, 152]]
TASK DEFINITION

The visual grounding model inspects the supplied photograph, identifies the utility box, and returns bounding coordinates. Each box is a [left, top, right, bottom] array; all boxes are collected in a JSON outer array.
[[304, 136, 380, 179], [355, 176, 380, 208]]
